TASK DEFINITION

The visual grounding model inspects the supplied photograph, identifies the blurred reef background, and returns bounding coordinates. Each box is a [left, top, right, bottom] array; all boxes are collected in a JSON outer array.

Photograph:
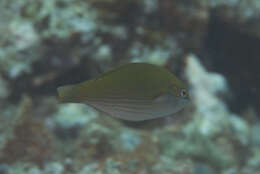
[[0, 0, 260, 174]]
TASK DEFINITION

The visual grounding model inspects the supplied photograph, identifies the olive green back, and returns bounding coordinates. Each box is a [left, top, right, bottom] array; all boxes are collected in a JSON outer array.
[[71, 63, 186, 102]]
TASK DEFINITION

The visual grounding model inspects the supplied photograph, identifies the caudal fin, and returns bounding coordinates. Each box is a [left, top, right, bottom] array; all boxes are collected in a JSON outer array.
[[57, 84, 75, 103]]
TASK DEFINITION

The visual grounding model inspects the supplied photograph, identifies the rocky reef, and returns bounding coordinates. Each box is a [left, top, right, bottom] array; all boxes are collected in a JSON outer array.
[[0, 0, 259, 174]]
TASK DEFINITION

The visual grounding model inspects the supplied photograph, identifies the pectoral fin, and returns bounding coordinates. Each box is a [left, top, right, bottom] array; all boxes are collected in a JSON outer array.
[[153, 93, 171, 103]]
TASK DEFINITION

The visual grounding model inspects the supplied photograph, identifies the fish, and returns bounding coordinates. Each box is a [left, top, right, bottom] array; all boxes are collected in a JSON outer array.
[[57, 63, 189, 121]]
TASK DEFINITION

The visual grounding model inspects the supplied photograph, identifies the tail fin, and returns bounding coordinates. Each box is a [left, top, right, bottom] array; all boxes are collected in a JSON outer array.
[[57, 84, 75, 103]]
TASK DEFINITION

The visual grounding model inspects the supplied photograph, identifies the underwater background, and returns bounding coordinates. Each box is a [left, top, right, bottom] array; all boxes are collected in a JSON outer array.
[[0, 0, 260, 173]]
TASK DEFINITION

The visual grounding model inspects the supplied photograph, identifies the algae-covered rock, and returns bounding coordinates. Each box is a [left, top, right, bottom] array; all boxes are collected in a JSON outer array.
[[242, 147, 260, 174], [79, 163, 101, 174], [0, 0, 98, 79], [50, 104, 98, 132], [151, 157, 193, 174], [44, 162, 64, 174], [213, 0, 260, 38], [0, 164, 9, 174], [0, 19, 39, 78], [130, 37, 180, 66], [194, 163, 216, 174], [0, 97, 55, 165], [0, 75, 9, 99]]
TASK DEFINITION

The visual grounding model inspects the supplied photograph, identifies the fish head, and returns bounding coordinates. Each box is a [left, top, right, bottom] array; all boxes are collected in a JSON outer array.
[[167, 81, 190, 109]]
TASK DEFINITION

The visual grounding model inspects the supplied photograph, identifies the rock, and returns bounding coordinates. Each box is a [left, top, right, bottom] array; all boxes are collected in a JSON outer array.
[[0, 164, 9, 174], [194, 163, 216, 174], [51, 104, 97, 129], [251, 123, 260, 146], [79, 163, 100, 174], [0, 96, 55, 165], [223, 168, 238, 174], [28, 167, 42, 174], [44, 162, 64, 174], [0, 76, 9, 100], [202, 0, 260, 114], [115, 129, 141, 152], [130, 37, 179, 66], [242, 147, 260, 174], [213, 0, 260, 38], [48, 104, 98, 139]]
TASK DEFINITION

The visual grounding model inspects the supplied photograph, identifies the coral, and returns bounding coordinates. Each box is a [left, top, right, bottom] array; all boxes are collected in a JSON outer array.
[[129, 37, 180, 66], [115, 129, 141, 152], [44, 162, 64, 174], [74, 115, 160, 173], [0, 20, 39, 78], [185, 54, 250, 142], [0, 0, 98, 78], [48, 104, 98, 139], [53, 104, 98, 129], [0, 0, 39, 78], [183, 54, 250, 170]]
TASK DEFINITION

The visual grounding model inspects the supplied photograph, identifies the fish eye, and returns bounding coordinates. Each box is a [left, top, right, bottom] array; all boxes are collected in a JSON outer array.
[[180, 89, 188, 98]]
